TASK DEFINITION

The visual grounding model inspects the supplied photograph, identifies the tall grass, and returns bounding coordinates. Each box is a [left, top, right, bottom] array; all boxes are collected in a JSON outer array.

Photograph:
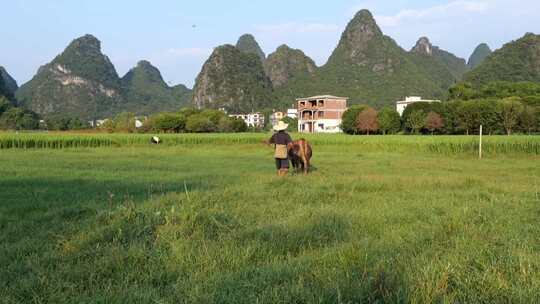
[[0, 132, 539, 155], [1, 145, 539, 302]]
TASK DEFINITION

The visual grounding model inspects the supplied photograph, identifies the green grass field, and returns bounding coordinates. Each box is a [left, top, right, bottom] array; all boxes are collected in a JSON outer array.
[[1, 134, 539, 303]]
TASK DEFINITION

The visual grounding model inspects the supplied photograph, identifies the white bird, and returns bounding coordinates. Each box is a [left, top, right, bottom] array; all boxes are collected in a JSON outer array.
[[151, 136, 161, 144]]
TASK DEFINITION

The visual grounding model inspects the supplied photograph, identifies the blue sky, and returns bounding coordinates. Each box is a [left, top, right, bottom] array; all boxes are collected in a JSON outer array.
[[2, 0, 539, 88]]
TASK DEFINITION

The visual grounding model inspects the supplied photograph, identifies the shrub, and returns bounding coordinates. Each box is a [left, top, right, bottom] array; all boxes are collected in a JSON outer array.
[[113, 112, 137, 133], [230, 117, 248, 132], [217, 117, 234, 133], [45, 116, 90, 131], [282, 116, 298, 132], [185, 114, 216, 133], [0, 107, 39, 130], [153, 113, 186, 133], [100, 119, 115, 133]]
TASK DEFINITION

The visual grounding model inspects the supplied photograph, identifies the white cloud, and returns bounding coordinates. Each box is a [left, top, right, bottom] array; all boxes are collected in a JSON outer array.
[[374, 1, 489, 27], [346, 0, 540, 59]]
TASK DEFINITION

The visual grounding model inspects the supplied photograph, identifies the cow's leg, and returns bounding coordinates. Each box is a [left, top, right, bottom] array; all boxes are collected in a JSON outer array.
[[292, 158, 300, 174], [302, 157, 310, 174]]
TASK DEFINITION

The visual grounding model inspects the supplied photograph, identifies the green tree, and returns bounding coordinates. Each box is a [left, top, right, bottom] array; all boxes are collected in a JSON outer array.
[[45, 116, 71, 131], [113, 112, 137, 133], [341, 105, 369, 134], [153, 112, 186, 133], [45, 116, 90, 131], [377, 106, 401, 134], [401, 102, 442, 127], [179, 107, 201, 117], [282, 116, 298, 132], [0, 107, 39, 130], [200, 109, 228, 126], [520, 106, 538, 134], [476, 100, 501, 135], [229, 117, 248, 132], [498, 97, 524, 135], [0, 96, 12, 116], [449, 82, 477, 100], [454, 101, 479, 135], [100, 119, 115, 133], [68, 118, 90, 130], [185, 114, 216, 133], [406, 110, 426, 134], [217, 117, 234, 132]]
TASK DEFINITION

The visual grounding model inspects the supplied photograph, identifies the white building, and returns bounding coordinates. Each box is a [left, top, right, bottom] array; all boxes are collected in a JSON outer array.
[[229, 112, 265, 128], [94, 119, 109, 127], [396, 96, 441, 116], [286, 108, 298, 119]]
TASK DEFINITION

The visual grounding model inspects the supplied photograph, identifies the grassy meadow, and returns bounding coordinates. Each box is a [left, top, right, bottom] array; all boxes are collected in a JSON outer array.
[[1, 133, 539, 303]]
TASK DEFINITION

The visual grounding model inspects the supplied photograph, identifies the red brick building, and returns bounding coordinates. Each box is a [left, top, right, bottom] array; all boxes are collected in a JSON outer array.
[[297, 95, 348, 133]]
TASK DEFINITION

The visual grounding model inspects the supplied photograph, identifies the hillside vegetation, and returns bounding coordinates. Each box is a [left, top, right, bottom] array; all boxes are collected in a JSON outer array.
[[15, 35, 191, 120], [465, 33, 540, 86], [468, 43, 492, 69]]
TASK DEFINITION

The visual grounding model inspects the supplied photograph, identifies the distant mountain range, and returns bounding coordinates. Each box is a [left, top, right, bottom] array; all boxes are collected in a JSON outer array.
[[467, 43, 492, 70], [464, 33, 540, 86], [192, 10, 517, 110], [3, 8, 540, 118], [14, 35, 191, 120], [192, 45, 273, 113], [0, 66, 18, 99]]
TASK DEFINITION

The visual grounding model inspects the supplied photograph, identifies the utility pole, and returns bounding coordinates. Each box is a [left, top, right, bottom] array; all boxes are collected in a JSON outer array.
[[479, 125, 483, 159]]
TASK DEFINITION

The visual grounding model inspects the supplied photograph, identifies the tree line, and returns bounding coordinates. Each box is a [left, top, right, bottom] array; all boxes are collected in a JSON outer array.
[[1, 81, 539, 135], [100, 109, 248, 133], [0, 97, 39, 130], [341, 81, 540, 135]]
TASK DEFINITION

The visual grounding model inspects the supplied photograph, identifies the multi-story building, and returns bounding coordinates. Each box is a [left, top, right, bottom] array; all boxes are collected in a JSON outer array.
[[297, 95, 348, 133], [229, 112, 265, 128], [396, 96, 441, 116]]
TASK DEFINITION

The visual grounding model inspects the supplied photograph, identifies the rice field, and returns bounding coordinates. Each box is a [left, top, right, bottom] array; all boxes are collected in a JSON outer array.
[[1, 132, 539, 303], [1, 132, 539, 155]]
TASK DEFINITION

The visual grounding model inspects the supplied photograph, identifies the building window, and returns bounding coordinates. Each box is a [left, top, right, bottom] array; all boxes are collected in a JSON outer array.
[[318, 123, 324, 129], [319, 111, 325, 118]]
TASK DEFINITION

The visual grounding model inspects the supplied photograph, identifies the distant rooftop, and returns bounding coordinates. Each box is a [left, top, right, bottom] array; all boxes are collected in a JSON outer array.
[[396, 96, 441, 104], [296, 95, 349, 101]]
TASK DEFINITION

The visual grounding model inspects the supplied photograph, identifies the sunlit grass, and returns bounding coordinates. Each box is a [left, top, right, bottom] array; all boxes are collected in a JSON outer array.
[[0, 141, 539, 303]]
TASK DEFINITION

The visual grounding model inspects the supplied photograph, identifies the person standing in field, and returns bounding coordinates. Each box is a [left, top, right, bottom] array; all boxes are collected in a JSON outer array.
[[268, 121, 292, 177]]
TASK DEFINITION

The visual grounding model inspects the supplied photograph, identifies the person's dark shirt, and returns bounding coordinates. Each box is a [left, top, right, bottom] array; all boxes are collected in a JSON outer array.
[[269, 131, 292, 145]]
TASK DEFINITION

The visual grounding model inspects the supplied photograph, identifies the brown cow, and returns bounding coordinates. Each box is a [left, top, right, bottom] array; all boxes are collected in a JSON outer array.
[[288, 139, 312, 174]]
